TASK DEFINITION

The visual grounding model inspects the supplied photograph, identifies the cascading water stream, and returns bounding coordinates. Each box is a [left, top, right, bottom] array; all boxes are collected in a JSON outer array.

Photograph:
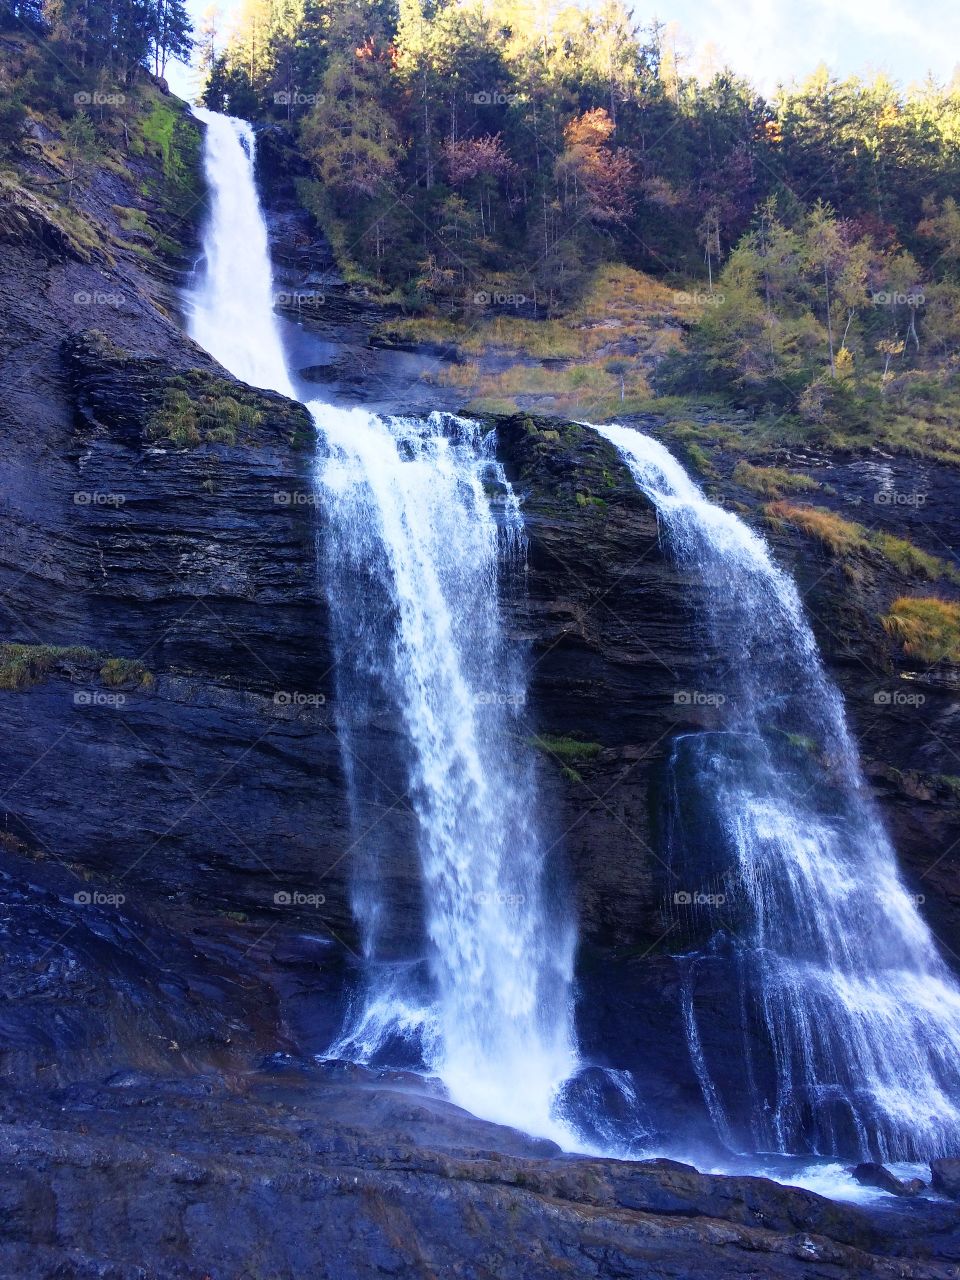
[[188, 109, 294, 398], [318, 406, 578, 1141], [592, 422, 960, 1160], [181, 106, 958, 1166], [185, 109, 579, 1143]]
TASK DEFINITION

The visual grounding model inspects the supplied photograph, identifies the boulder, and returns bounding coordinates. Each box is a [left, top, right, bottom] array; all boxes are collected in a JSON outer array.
[[851, 1162, 926, 1196], [931, 1158, 960, 1199]]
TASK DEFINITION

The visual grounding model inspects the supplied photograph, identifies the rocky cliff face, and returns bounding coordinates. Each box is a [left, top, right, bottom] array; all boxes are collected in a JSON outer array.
[[2, 95, 960, 1276]]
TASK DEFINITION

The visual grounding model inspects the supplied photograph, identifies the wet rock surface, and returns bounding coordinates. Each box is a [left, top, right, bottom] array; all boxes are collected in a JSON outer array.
[[852, 1163, 927, 1197], [932, 1159, 960, 1200], [2, 1071, 959, 1279]]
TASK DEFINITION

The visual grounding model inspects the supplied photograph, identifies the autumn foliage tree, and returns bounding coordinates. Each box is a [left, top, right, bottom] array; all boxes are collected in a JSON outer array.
[[555, 109, 634, 227], [202, 0, 960, 325]]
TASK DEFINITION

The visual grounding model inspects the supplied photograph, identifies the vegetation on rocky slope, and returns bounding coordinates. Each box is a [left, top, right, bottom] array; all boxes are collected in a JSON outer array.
[[883, 597, 960, 664], [0, 643, 152, 690], [767, 502, 960, 583], [0, 22, 202, 273], [148, 383, 264, 447], [190, 0, 960, 458]]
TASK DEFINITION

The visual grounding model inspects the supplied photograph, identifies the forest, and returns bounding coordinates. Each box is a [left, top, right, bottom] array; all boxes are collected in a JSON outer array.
[[200, 0, 960, 432], [5, 0, 960, 434]]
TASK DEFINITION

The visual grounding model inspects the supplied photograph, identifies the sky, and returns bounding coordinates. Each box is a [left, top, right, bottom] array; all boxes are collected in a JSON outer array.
[[659, 0, 960, 95], [166, 0, 960, 102]]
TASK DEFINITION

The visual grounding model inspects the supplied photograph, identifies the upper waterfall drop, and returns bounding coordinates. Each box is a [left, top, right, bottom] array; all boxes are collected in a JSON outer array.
[[187, 108, 294, 398], [592, 421, 960, 1160]]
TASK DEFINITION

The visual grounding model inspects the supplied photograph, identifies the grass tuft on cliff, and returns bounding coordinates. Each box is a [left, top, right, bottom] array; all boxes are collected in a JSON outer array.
[[883, 597, 960, 664], [0, 644, 98, 690], [766, 503, 868, 555], [733, 462, 820, 498], [99, 657, 154, 688], [148, 385, 263, 448], [766, 502, 960, 583], [0, 644, 154, 691]]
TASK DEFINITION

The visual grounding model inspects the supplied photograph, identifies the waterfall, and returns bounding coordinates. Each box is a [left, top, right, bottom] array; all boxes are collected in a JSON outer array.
[[593, 422, 960, 1161], [188, 109, 294, 397], [185, 110, 578, 1143], [318, 405, 577, 1141]]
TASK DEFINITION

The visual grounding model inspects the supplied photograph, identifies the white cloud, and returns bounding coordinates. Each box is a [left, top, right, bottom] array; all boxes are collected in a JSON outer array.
[[651, 0, 960, 94]]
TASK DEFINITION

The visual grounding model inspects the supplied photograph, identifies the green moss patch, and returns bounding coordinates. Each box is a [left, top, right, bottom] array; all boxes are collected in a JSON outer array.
[[529, 733, 603, 781], [0, 644, 152, 691], [148, 384, 263, 448]]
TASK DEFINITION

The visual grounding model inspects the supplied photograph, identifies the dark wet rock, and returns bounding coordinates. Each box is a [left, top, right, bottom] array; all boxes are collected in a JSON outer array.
[[298, 359, 342, 383], [557, 1064, 658, 1152], [852, 1162, 926, 1196], [6, 838, 952, 1276], [0, 1071, 957, 1279], [932, 1158, 960, 1199], [0, 849, 283, 1092]]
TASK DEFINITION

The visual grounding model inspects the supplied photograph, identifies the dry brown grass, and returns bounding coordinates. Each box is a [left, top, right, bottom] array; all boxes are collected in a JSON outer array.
[[883, 596, 960, 664]]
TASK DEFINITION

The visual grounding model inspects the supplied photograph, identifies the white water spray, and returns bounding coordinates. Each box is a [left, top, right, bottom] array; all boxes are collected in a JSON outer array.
[[186, 110, 579, 1143], [319, 406, 578, 1141], [593, 422, 960, 1160], [188, 109, 294, 397]]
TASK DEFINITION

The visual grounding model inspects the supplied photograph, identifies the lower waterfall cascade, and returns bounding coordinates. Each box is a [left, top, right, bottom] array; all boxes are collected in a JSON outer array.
[[316, 405, 578, 1142], [592, 421, 960, 1162]]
